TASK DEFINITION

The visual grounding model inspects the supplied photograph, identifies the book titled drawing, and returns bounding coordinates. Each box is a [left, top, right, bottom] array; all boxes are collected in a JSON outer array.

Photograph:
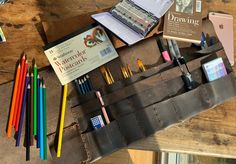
[[44, 25, 119, 85], [163, 0, 202, 44]]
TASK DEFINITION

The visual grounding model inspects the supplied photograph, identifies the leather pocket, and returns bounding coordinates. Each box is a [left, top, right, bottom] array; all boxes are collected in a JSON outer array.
[[82, 121, 126, 162], [117, 113, 146, 144]]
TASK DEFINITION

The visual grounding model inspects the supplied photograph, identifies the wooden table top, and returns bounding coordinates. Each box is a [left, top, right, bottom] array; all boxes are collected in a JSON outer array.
[[0, 0, 236, 163]]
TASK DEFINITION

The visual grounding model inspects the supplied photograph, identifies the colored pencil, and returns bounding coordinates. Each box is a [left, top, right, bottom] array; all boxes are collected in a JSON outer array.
[[16, 72, 29, 146], [33, 63, 37, 135], [86, 75, 93, 91], [137, 59, 146, 72], [57, 84, 68, 157], [13, 55, 25, 127], [43, 83, 47, 160], [83, 77, 90, 92], [81, 79, 88, 93], [107, 67, 114, 83], [39, 82, 44, 159], [7, 63, 21, 138], [127, 64, 133, 77], [26, 84, 31, 161], [78, 80, 85, 94], [15, 59, 28, 131], [74, 79, 82, 95], [30, 72, 34, 145], [37, 75, 40, 148]]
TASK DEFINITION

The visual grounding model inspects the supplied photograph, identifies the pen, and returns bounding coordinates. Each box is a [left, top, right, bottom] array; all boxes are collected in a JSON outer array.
[[156, 37, 171, 62], [95, 91, 110, 124], [201, 32, 208, 49]]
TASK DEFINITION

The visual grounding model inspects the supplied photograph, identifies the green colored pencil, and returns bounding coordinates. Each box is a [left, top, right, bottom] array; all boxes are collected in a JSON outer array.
[[33, 63, 37, 136], [43, 83, 47, 160]]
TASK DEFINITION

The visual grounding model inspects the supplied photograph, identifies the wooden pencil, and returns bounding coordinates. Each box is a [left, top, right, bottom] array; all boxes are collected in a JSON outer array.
[[15, 59, 28, 131], [57, 84, 68, 157], [33, 63, 37, 136], [43, 83, 47, 160], [26, 83, 31, 161], [13, 55, 25, 127], [106, 67, 114, 83], [7, 63, 21, 138], [86, 75, 93, 91], [137, 59, 146, 72], [30, 72, 34, 145], [16, 72, 29, 146], [127, 64, 133, 77], [39, 81, 44, 159], [74, 79, 82, 95], [37, 75, 40, 148]]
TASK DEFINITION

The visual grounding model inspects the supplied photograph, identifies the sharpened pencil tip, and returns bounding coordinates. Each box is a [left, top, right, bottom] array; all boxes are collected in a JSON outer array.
[[43, 84, 46, 88], [27, 84, 31, 89], [34, 63, 37, 67], [37, 74, 40, 78]]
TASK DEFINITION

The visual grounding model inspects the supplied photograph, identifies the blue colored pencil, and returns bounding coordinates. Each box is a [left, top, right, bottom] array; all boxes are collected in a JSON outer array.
[[78, 79, 85, 94], [16, 72, 29, 146], [81, 79, 87, 93], [74, 79, 82, 95], [37, 75, 40, 148], [86, 75, 93, 91], [83, 77, 90, 92], [43, 84, 47, 160], [39, 81, 44, 159]]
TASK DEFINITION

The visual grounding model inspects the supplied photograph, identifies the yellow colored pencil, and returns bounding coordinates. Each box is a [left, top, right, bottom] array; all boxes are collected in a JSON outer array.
[[57, 84, 68, 158], [106, 67, 114, 83], [121, 67, 128, 79], [126, 64, 133, 77], [137, 59, 146, 72]]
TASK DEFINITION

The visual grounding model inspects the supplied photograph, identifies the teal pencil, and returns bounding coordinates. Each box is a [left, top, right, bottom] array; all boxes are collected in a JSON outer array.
[[43, 83, 47, 160], [39, 82, 44, 159]]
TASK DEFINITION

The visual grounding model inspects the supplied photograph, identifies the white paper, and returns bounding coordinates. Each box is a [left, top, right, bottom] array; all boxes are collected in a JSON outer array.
[[92, 12, 144, 45], [44, 26, 118, 85], [132, 0, 174, 18]]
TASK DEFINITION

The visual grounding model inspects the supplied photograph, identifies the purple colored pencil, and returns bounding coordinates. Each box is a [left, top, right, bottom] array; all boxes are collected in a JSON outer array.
[[16, 72, 29, 146]]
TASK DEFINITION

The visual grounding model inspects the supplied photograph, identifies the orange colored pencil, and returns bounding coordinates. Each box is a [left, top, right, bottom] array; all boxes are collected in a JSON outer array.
[[6, 64, 21, 138], [13, 55, 26, 128], [15, 59, 28, 131]]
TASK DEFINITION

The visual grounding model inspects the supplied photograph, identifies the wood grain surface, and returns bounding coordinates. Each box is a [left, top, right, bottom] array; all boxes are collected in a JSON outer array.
[[0, 0, 236, 164]]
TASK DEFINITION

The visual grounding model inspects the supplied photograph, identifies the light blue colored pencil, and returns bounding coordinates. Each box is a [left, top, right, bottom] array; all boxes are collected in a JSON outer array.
[[39, 81, 44, 159]]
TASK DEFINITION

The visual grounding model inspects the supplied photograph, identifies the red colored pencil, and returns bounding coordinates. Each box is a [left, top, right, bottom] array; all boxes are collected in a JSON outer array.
[[15, 59, 28, 131], [13, 55, 26, 127]]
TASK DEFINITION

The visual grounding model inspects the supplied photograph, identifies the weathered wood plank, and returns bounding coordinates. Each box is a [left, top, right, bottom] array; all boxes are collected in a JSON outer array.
[[0, 0, 236, 163]]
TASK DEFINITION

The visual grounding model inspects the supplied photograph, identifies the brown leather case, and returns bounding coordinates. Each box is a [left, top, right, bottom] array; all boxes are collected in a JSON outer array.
[[46, 18, 236, 164]]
